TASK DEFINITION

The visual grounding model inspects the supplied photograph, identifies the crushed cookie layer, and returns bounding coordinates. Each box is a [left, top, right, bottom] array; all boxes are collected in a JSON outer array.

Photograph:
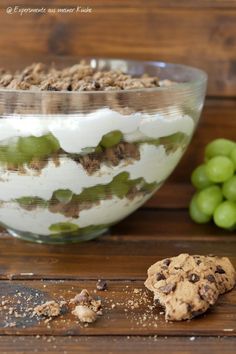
[[0, 62, 160, 92]]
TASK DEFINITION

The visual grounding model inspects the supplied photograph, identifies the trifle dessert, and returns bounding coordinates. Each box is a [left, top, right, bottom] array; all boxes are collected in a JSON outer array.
[[0, 59, 207, 243]]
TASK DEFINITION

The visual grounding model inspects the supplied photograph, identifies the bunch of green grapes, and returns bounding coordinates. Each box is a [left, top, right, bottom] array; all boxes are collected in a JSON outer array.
[[189, 139, 236, 230]]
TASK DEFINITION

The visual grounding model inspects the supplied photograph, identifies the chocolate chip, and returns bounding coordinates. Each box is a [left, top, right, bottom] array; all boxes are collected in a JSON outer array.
[[163, 259, 171, 266], [47, 84, 59, 91], [156, 272, 166, 281], [188, 273, 200, 283], [196, 260, 202, 265], [161, 266, 168, 270], [96, 279, 108, 291], [174, 266, 183, 271], [206, 274, 216, 283], [93, 80, 101, 89], [158, 282, 176, 294], [215, 266, 226, 274]]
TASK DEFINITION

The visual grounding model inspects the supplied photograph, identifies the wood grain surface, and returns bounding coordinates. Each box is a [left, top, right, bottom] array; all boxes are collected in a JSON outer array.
[[0, 336, 235, 354], [0, 280, 235, 336], [0, 1, 236, 352], [0, 1, 236, 96]]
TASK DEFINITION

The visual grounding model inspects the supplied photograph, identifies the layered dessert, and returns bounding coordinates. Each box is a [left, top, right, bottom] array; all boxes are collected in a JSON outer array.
[[0, 62, 196, 242]]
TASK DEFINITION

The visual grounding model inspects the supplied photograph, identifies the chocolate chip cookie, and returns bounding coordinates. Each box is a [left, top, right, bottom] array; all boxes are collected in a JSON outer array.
[[145, 253, 236, 321]]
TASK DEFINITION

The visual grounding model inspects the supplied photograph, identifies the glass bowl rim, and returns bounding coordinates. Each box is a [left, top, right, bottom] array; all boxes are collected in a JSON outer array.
[[0, 58, 208, 96]]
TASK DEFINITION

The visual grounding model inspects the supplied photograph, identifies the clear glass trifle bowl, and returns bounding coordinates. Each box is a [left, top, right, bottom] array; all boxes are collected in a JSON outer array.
[[0, 59, 207, 243]]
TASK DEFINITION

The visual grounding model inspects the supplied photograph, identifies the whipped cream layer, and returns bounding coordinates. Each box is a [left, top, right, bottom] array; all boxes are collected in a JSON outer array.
[[0, 194, 152, 235], [0, 145, 183, 201], [0, 107, 194, 153]]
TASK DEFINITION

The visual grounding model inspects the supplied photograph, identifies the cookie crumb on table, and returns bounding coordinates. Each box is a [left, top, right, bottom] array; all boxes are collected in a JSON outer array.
[[72, 305, 97, 323], [33, 300, 61, 319], [96, 279, 108, 291]]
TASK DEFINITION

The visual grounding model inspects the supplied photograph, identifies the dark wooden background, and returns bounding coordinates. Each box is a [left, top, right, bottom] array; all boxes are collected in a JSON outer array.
[[0, 1, 235, 353]]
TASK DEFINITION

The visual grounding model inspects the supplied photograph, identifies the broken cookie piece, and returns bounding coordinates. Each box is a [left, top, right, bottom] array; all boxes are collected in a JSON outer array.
[[70, 289, 102, 324], [72, 305, 97, 323], [145, 253, 236, 321], [33, 300, 61, 319]]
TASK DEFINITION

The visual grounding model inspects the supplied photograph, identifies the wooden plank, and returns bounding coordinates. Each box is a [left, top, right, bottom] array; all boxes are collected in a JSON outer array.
[[0, 4, 236, 96], [1, 336, 236, 354], [0, 336, 235, 354], [1, 0, 236, 9], [0, 209, 235, 280], [0, 280, 235, 336]]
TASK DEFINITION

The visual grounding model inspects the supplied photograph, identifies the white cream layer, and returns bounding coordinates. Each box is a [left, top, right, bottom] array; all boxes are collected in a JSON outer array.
[[0, 108, 194, 153], [0, 145, 183, 201], [0, 194, 151, 236]]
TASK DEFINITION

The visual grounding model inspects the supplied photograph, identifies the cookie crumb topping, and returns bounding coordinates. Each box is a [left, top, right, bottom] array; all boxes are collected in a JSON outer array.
[[0, 62, 160, 92]]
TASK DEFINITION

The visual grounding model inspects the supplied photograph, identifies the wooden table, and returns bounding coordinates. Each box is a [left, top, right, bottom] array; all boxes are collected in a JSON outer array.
[[0, 0, 236, 352], [0, 98, 235, 353]]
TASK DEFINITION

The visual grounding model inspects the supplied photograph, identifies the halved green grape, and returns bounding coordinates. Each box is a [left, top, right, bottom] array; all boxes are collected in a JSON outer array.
[[5, 144, 31, 165], [81, 185, 106, 203], [205, 138, 235, 159], [16, 196, 47, 209], [143, 133, 188, 153], [44, 134, 60, 153], [205, 156, 234, 183], [0, 146, 8, 163], [108, 172, 130, 198], [142, 181, 158, 193], [196, 185, 223, 216], [159, 132, 188, 145], [109, 180, 130, 199], [49, 222, 79, 233], [222, 176, 236, 202], [100, 130, 122, 148], [189, 194, 212, 224], [54, 189, 73, 204], [191, 164, 212, 189], [213, 201, 236, 229], [230, 147, 236, 169], [94, 145, 103, 153], [18, 136, 52, 159]]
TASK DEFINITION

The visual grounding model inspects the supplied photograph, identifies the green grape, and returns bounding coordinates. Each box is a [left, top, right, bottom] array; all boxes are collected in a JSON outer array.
[[18, 136, 52, 159], [205, 156, 234, 183], [85, 185, 106, 202], [196, 185, 223, 216], [44, 134, 60, 153], [108, 172, 130, 198], [113, 172, 129, 183], [213, 201, 236, 229], [0, 146, 7, 163], [5, 144, 31, 165], [142, 181, 158, 193], [222, 176, 236, 202], [49, 222, 79, 233], [100, 130, 122, 148], [205, 138, 235, 159], [54, 189, 73, 203], [16, 196, 47, 209], [95, 145, 103, 153], [109, 180, 130, 198], [191, 164, 212, 189], [189, 194, 212, 224], [230, 147, 236, 169]]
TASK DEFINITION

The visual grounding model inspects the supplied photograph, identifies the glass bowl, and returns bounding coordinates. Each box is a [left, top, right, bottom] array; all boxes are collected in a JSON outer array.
[[0, 59, 207, 243]]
